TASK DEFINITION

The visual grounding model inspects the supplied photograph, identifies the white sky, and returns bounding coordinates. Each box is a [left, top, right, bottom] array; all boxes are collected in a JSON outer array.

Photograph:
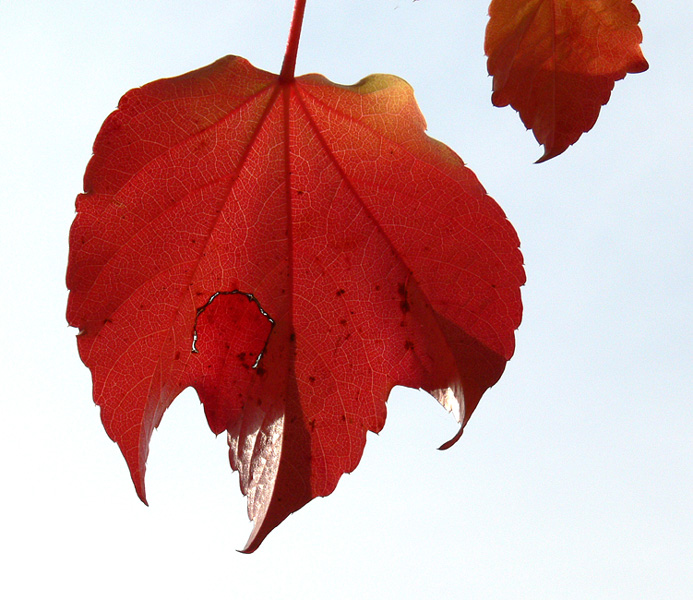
[[1, 1, 691, 598]]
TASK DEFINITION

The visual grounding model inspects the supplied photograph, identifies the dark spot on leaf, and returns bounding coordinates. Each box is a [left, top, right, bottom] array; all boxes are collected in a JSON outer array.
[[290, 332, 296, 342], [174, 351, 180, 360], [308, 375, 316, 383], [398, 282, 411, 314], [339, 318, 347, 326], [255, 366, 266, 377], [404, 340, 414, 350], [336, 288, 346, 297]]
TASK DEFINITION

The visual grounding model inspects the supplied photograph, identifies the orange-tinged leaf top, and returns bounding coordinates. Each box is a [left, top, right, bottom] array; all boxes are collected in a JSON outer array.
[[486, 0, 648, 161], [67, 56, 524, 551]]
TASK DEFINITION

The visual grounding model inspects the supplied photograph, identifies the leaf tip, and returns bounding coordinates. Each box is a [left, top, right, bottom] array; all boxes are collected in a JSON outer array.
[[438, 424, 464, 451], [131, 470, 149, 506], [239, 525, 266, 554], [534, 149, 558, 164], [535, 139, 570, 163], [632, 57, 649, 74]]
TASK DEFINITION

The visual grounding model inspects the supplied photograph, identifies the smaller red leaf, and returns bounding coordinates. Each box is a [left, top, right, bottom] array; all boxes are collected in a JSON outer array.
[[485, 0, 648, 161]]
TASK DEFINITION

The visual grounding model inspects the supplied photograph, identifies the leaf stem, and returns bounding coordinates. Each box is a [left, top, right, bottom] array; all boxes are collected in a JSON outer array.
[[279, 0, 307, 83]]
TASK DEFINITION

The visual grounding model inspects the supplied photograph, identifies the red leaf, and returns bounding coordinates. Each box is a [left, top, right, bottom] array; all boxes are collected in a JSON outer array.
[[485, 0, 648, 161], [67, 56, 524, 551]]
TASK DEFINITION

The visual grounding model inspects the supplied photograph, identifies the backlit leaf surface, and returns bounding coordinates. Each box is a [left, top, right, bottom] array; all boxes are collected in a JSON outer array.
[[67, 56, 524, 551], [485, 0, 648, 161]]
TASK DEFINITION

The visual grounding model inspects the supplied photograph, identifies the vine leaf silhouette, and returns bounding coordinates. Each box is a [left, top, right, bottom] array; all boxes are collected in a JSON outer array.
[[68, 4, 523, 552]]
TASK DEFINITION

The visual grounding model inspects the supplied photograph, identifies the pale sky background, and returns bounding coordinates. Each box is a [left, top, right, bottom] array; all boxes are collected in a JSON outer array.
[[1, 1, 691, 598]]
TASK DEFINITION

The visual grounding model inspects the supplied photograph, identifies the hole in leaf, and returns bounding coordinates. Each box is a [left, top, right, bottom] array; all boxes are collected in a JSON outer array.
[[192, 290, 275, 369]]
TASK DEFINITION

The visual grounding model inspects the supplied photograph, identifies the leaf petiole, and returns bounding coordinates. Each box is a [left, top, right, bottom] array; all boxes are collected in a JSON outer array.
[[279, 0, 307, 83]]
